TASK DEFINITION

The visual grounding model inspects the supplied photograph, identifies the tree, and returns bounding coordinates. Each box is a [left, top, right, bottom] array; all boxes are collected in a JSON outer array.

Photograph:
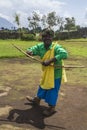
[[21, 27, 29, 33], [28, 11, 40, 33], [14, 13, 21, 38], [41, 15, 47, 29], [46, 11, 57, 29], [56, 16, 65, 32], [14, 13, 20, 28], [64, 17, 76, 32]]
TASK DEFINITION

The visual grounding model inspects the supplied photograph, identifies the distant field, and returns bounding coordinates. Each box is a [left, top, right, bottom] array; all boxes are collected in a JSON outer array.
[[0, 40, 38, 58], [58, 39, 87, 58], [0, 39, 87, 58]]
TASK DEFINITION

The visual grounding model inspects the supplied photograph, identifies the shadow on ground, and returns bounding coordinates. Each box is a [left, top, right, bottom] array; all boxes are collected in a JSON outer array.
[[4, 103, 65, 129]]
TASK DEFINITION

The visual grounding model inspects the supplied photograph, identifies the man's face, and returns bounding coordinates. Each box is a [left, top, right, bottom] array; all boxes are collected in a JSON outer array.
[[42, 35, 53, 48]]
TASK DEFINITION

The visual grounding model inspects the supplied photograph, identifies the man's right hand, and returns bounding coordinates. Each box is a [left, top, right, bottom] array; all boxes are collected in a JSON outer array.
[[26, 51, 33, 56]]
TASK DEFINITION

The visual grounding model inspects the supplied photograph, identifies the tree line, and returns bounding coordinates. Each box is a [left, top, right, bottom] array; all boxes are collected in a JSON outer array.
[[14, 11, 79, 33], [0, 11, 87, 40]]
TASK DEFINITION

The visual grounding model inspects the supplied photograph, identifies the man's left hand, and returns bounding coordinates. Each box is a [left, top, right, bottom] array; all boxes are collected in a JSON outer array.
[[42, 60, 51, 66]]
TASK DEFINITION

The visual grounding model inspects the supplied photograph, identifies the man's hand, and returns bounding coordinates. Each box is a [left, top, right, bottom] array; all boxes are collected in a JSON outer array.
[[42, 58, 57, 66], [26, 51, 33, 56], [42, 60, 51, 66]]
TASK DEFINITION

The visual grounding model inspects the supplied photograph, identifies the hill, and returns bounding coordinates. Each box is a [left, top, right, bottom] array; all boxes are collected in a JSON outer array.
[[0, 17, 15, 30]]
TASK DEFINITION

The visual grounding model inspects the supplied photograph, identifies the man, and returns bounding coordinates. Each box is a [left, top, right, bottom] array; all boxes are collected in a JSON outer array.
[[26, 28, 68, 116]]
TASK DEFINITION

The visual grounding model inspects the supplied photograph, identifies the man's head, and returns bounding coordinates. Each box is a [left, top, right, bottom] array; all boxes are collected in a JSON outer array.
[[41, 28, 54, 49]]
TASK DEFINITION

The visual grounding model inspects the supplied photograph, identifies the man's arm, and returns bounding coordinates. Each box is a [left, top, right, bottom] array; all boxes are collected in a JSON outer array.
[[54, 45, 68, 61], [26, 44, 40, 56], [42, 45, 68, 66]]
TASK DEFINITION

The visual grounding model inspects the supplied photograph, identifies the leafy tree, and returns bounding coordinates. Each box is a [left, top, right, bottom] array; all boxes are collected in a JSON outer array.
[[14, 13, 21, 38], [14, 13, 20, 28], [28, 11, 40, 33], [41, 14, 47, 29], [64, 17, 76, 32], [56, 16, 65, 32], [21, 27, 29, 33], [46, 11, 57, 29]]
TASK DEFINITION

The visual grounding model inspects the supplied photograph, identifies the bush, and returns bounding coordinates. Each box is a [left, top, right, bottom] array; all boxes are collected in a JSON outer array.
[[0, 32, 21, 39], [55, 31, 83, 40], [21, 33, 35, 41]]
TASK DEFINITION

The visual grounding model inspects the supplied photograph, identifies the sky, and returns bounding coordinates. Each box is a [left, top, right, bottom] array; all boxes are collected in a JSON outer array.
[[0, 0, 87, 28]]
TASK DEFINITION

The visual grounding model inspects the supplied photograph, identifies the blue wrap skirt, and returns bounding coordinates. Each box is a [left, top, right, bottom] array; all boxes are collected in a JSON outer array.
[[37, 78, 61, 106]]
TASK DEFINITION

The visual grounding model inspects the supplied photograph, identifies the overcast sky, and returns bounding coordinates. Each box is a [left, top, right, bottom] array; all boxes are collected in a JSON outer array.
[[0, 0, 87, 27]]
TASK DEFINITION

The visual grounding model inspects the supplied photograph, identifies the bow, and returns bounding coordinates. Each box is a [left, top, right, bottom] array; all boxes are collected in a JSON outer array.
[[12, 43, 86, 69]]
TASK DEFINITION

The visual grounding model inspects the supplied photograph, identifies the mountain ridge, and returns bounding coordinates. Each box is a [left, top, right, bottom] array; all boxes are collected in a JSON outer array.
[[0, 17, 15, 30]]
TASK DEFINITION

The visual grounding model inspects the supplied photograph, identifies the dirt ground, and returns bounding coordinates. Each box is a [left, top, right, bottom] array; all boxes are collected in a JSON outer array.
[[0, 58, 87, 130]]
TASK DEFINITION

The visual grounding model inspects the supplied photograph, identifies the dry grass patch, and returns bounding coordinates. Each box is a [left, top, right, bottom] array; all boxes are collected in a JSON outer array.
[[0, 106, 12, 116], [0, 124, 33, 130]]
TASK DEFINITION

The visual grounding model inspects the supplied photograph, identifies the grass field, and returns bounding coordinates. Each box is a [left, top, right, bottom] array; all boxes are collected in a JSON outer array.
[[0, 40, 38, 58], [0, 39, 87, 58]]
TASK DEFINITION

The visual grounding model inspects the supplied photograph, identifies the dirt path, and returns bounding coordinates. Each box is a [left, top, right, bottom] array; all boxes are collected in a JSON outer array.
[[0, 58, 87, 130], [0, 84, 87, 130]]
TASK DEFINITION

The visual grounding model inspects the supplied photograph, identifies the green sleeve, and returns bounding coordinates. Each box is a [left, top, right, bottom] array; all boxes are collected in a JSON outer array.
[[27, 44, 40, 56], [54, 45, 68, 61]]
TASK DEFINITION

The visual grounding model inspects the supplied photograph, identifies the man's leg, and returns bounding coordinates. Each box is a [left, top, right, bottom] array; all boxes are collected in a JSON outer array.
[[43, 78, 61, 116]]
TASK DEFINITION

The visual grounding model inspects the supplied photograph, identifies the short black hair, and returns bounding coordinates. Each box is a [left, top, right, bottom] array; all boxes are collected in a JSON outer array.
[[42, 28, 54, 38]]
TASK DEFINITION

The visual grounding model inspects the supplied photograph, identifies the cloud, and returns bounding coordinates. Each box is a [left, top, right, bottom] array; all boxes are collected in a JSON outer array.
[[79, 8, 87, 27], [0, 0, 66, 27], [63, 11, 72, 18], [0, 0, 12, 8], [84, 8, 87, 19], [28, 0, 65, 14]]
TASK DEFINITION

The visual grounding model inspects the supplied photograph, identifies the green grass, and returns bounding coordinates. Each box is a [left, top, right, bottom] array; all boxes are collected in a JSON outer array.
[[0, 39, 87, 58], [64, 43, 87, 58], [0, 39, 38, 58], [57, 40, 87, 58]]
